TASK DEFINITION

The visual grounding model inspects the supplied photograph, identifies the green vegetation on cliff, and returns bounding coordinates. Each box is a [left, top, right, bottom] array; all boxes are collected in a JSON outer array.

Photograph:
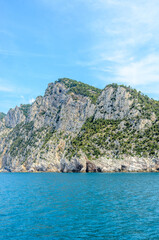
[[58, 78, 102, 104], [1, 78, 159, 172], [125, 85, 159, 118], [20, 104, 31, 117], [67, 117, 159, 159], [107, 83, 159, 119], [0, 112, 6, 120]]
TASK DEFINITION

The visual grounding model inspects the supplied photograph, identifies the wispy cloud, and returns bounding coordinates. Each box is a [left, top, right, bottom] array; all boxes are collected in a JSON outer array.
[[29, 98, 35, 104], [0, 79, 14, 92], [0, 49, 57, 58], [1, 0, 159, 106], [115, 54, 159, 86], [0, 86, 14, 92], [0, 79, 33, 96], [74, 0, 159, 94]]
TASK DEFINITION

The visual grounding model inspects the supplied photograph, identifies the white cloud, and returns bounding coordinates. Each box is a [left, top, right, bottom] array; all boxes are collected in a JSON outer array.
[[29, 98, 35, 104], [115, 54, 159, 85], [35, 0, 159, 97], [79, 0, 159, 95]]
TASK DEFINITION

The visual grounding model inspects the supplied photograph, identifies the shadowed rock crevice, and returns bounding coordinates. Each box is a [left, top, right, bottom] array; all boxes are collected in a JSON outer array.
[[86, 161, 102, 172]]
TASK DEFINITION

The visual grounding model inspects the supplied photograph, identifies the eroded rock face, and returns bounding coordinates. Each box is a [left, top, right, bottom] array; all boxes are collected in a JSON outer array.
[[0, 81, 96, 172], [56, 95, 95, 132], [94, 86, 138, 120], [29, 82, 95, 132], [5, 106, 26, 128], [136, 119, 152, 131], [0, 79, 158, 172], [60, 158, 84, 173], [86, 161, 101, 172], [92, 155, 159, 172]]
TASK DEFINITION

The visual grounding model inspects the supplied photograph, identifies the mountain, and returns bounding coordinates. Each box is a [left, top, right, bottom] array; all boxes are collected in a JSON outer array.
[[0, 78, 159, 172]]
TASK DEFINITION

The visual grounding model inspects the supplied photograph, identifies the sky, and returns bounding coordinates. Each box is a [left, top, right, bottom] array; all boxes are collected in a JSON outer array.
[[0, 0, 159, 113]]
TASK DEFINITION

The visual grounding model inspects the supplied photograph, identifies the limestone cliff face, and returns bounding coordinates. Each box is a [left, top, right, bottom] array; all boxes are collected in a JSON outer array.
[[5, 107, 26, 128], [56, 94, 95, 132], [94, 86, 138, 120], [0, 78, 158, 172], [0, 80, 96, 172]]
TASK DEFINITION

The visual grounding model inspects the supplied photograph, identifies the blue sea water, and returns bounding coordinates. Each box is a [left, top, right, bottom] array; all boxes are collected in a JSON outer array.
[[0, 173, 159, 240]]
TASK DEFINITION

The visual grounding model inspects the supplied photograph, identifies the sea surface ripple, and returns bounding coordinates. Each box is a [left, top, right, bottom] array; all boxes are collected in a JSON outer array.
[[0, 173, 159, 239]]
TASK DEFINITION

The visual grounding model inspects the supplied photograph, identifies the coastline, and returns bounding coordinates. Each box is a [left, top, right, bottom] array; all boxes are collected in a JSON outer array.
[[1, 154, 159, 173]]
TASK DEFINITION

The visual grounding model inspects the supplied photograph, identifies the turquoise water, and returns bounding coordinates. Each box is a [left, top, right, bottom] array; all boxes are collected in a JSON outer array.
[[0, 173, 159, 240]]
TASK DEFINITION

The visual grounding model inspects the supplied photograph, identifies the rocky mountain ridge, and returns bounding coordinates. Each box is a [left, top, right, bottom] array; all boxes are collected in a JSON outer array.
[[0, 78, 158, 172]]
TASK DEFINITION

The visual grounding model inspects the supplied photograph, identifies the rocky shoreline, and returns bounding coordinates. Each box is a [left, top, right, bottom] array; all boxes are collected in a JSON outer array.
[[1, 156, 159, 173]]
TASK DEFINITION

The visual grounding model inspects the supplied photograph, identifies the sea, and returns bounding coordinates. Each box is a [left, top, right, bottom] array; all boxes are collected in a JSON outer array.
[[0, 173, 159, 240]]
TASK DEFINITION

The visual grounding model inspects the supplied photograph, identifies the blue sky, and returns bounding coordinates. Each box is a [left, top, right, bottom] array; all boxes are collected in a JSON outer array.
[[0, 0, 159, 113]]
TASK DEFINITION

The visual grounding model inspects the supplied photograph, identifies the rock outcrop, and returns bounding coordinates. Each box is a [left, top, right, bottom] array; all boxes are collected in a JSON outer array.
[[0, 78, 158, 172], [94, 86, 138, 120]]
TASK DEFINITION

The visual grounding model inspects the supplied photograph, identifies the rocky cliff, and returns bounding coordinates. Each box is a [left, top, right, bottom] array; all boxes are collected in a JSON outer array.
[[0, 78, 158, 172]]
